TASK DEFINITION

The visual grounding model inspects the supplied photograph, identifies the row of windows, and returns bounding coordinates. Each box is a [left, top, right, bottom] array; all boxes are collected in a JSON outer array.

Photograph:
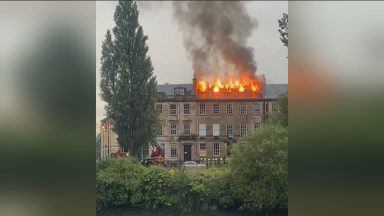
[[198, 123, 261, 138], [199, 103, 260, 115], [157, 122, 261, 137], [156, 103, 264, 115], [157, 104, 191, 115], [158, 123, 191, 135]]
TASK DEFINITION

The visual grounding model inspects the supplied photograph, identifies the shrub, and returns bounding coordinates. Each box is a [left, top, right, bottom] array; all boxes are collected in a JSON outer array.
[[230, 125, 288, 213], [199, 168, 235, 208], [96, 157, 144, 211], [133, 166, 174, 209]]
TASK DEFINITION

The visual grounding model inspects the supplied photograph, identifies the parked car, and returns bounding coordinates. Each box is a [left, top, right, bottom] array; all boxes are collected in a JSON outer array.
[[183, 161, 207, 168]]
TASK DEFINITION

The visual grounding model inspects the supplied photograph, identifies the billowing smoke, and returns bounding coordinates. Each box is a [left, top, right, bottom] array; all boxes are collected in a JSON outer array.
[[172, 1, 258, 82]]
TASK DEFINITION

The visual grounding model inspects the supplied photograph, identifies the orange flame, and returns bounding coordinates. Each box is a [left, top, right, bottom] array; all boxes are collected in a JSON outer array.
[[196, 77, 261, 94]]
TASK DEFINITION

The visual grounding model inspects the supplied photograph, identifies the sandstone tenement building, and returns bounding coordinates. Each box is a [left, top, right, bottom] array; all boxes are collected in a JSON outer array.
[[99, 83, 287, 161]]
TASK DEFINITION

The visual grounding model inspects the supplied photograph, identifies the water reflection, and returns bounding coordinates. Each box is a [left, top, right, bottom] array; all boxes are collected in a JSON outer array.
[[98, 207, 255, 216]]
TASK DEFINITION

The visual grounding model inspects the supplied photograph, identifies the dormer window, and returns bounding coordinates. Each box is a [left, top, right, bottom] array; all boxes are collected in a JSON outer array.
[[174, 87, 186, 96]]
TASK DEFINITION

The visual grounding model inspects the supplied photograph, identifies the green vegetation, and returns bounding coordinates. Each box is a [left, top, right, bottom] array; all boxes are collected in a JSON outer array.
[[231, 125, 288, 212], [96, 125, 288, 215], [99, 0, 158, 159], [268, 92, 288, 127], [278, 13, 288, 47]]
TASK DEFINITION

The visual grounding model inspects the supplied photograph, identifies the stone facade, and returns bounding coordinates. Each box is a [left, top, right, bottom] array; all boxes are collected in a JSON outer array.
[[156, 99, 198, 161], [100, 118, 120, 159], [99, 83, 287, 161]]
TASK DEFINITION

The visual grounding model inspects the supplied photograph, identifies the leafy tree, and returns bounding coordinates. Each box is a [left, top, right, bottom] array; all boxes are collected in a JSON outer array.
[[268, 92, 288, 127], [100, 1, 157, 160], [230, 125, 288, 213], [278, 13, 288, 47]]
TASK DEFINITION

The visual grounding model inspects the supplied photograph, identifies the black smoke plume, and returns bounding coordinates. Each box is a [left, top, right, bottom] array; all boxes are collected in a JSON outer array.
[[172, 1, 258, 81]]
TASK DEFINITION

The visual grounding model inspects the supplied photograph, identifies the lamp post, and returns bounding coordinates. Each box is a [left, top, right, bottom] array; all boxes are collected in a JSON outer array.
[[106, 124, 110, 157], [101, 124, 110, 158]]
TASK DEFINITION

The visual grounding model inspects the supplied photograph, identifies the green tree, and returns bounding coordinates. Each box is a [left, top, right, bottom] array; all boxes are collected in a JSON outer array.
[[269, 92, 288, 127], [230, 125, 288, 213], [278, 13, 288, 47], [100, 1, 157, 160]]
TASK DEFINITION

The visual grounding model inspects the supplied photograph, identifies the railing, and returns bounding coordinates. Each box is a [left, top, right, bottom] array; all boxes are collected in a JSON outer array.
[[164, 158, 229, 168], [178, 134, 197, 141]]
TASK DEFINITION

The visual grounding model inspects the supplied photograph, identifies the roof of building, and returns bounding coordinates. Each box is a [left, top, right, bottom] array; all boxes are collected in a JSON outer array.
[[264, 84, 288, 99], [156, 83, 287, 99], [156, 84, 194, 95]]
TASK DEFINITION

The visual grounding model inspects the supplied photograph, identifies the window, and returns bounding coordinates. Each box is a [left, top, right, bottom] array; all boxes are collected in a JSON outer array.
[[158, 123, 163, 136], [199, 143, 207, 156], [183, 123, 190, 135], [171, 144, 177, 157], [254, 122, 261, 129], [226, 104, 233, 114], [226, 124, 233, 138], [213, 143, 220, 156], [184, 104, 190, 115], [170, 104, 177, 115], [156, 104, 162, 115], [240, 104, 247, 115], [199, 124, 206, 138], [199, 104, 206, 115], [174, 87, 185, 96], [253, 103, 261, 115], [213, 123, 220, 139], [240, 123, 247, 137], [213, 104, 220, 115], [170, 124, 177, 135], [160, 143, 165, 156]]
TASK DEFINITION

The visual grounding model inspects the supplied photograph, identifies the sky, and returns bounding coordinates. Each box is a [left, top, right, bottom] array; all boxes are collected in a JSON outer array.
[[96, 1, 288, 126]]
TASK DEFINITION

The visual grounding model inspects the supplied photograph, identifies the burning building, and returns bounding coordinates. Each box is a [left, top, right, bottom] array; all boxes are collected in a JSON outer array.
[[154, 80, 286, 163], [99, 2, 287, 162], [99, 81, 287, 161]]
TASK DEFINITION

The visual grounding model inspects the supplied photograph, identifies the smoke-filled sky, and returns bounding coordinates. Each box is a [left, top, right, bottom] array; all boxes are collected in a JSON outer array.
[[172, 1, 259, 82], [96, 1, 288, 125]]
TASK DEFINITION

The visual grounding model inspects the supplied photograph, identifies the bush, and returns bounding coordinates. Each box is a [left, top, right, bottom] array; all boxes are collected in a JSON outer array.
[[230, 125, 288, 213], [96, 125, 288, 215], [96, 158, 230, 213], [97, 157, 177, 211], [133, 166, 174, 209], [199, 168, 235, 208], [96, 157, 144, 211]]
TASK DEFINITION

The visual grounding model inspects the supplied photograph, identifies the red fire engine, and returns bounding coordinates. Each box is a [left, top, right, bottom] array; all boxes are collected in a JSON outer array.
[[142, 143, 165, 166]]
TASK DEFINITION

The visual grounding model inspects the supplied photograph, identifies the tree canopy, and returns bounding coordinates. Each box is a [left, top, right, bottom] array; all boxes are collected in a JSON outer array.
[[231, 125, 288, 212], [278, 13, 288, 47], [100, 0, 157, 159]]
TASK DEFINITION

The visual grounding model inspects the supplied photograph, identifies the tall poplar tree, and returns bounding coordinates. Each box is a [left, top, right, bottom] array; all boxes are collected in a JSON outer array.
[[100, 1, 157, 160], [278, 13, 288, 47]]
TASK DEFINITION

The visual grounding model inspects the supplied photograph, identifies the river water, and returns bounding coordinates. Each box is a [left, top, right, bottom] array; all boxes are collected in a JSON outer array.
[[98, 207, 256, 216]]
